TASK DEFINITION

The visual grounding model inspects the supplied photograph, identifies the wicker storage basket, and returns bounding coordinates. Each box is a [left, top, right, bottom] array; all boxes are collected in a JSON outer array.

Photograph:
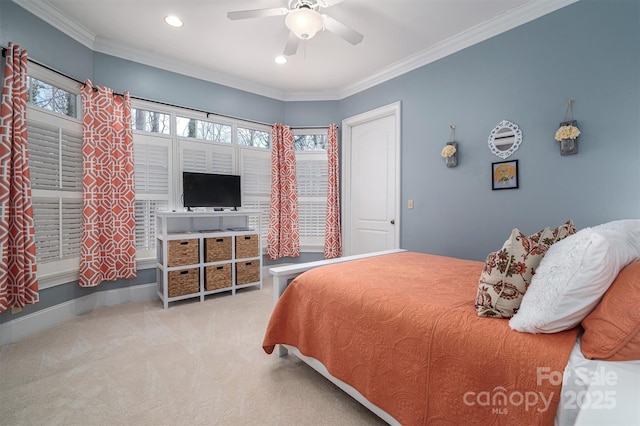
[[205, 237, 232, 262], [168, 268, 199, 297], [235, 234, 259, 259], [236, 261, 259, 285], [168, 239, 199, 266], [205, 264, 232, 290]]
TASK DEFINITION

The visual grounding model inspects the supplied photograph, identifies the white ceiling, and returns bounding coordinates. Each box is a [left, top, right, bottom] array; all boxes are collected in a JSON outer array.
[[14, 0, 576, 101]]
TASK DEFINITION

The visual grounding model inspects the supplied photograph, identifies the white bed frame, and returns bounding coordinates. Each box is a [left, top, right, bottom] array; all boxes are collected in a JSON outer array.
[[268, 249, 405, 425]]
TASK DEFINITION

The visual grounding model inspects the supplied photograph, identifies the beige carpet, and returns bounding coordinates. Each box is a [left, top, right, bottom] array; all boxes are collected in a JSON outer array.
[[0, 277, 386, 425]]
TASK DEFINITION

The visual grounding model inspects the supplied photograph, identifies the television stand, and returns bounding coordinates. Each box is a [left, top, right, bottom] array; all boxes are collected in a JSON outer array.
[[155, 210, 262, 309]]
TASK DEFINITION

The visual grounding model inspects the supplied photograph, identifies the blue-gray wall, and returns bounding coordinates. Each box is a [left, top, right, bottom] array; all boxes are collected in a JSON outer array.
[[341, 0, 640, 260], [1, 0, 639, 323], [0, 0, 93, 82]]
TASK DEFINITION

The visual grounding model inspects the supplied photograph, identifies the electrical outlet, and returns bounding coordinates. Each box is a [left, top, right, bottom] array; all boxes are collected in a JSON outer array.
[[408, 199, 414, 209]]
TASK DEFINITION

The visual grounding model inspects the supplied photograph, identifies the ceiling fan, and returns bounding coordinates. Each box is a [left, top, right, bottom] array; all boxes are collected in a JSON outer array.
[[227, 0, 364, 56]]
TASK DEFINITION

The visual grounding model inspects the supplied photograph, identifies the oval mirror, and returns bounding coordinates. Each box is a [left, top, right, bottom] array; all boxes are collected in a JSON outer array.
[[488, 120, 522, 159]]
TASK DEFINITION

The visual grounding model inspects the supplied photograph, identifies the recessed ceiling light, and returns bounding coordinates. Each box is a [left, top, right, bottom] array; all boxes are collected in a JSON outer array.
[[274, 55, 287, 65], [164, 15, 183, 28]]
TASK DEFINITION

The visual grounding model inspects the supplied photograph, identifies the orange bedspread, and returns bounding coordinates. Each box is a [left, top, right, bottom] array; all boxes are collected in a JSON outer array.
[[263, 252, 580, 425]]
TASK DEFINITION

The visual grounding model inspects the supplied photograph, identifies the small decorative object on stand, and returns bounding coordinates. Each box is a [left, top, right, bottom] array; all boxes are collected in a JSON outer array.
[[441, 124, 458, 167], [555, 99, 580, 155]]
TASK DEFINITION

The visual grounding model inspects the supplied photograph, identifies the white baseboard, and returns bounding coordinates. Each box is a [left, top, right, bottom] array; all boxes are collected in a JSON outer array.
[[0, 283, 157, 347]]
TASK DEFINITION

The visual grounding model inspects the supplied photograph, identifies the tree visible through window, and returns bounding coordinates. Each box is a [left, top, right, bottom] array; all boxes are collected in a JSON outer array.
[[26, 76, 76, 117], [238, 127, 270, 148], [294, 134, 327, 151], [132, 108, 171, 134], [176, 116, 231, 143]]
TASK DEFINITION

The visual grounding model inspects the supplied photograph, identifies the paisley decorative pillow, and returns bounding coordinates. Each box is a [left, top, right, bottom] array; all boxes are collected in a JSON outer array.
[[475, 220, 576, 318]]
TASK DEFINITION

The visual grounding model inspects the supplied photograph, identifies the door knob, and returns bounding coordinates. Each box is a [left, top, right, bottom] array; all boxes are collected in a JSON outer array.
[[390, 219, 395, 225]]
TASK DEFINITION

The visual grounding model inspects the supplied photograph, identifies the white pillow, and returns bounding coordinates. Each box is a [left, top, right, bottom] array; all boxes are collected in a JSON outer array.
[[509, 220, 640, 333]]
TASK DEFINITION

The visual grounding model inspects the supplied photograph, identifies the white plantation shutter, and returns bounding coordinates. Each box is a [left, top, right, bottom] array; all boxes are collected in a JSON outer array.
[[134, 138, 170, 194], [298, 201, 326, 238], [32, 198, 83, 264], [28, 121, 83, 190], [242, 198, 270, 244], [27, 122, 60, 188], [211, 150, 234, 174], [181, 145, 207, 172], [27, 107, 84, 284], [242, 153, 271, 196], [32, 199, 61, 262], [61, 129, 83, 190], [240, 148, 271, 244], [296, 153, 328, 247], [61, 199, 83, 258], [180, 140, 235, 174], [135, 200, 169, 251], [133, 133, 172, 259], [297, 158, 328, 197]]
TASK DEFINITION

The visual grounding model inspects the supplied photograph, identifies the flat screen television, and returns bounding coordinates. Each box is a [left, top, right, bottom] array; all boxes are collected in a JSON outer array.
[[182, 172, 241, 209]]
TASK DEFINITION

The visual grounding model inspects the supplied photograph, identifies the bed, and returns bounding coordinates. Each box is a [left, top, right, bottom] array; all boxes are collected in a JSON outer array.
[[263, 221, 640, 425]]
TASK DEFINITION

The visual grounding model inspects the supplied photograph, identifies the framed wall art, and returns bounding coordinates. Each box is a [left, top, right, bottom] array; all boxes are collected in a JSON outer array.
[[492, 160, 519, 190]]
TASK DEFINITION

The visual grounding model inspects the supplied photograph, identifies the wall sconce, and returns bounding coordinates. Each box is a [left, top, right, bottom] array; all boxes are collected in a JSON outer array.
[[554, 99, 580, 155], [440, 124, 458, 167]]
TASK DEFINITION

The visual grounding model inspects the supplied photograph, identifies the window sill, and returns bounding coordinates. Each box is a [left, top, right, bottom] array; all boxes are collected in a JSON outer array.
[[37, 268, 80, 290]]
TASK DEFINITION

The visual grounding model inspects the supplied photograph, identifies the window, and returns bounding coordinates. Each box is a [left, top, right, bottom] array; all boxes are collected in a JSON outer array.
[[294, 129, 328, 249], [133, 133, 172, 260], [240, 149, 271, 244], [236, 127, 271, 245], [25, 62, 329, 289], [26, 76, 77, 117], [153, 124, 330, 252], [238, 126, 270, 148], [27, 104, 83, 287], [294, 133, 328, 151], [131, 107, 274, 260], [132, 108, 171, 134], [176, 116, 232, 143]]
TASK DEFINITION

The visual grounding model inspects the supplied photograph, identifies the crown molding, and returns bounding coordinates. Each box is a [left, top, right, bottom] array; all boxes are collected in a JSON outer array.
[[282, 90, 342, 102], [336, 0, 579, 99], [12, 0, 96, 49], [13, 0, 578, 101], [92, 37, 288, 101]]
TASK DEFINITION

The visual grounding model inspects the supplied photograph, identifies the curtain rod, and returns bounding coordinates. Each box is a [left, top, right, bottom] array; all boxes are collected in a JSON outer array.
[[2, 46, 330, 130]]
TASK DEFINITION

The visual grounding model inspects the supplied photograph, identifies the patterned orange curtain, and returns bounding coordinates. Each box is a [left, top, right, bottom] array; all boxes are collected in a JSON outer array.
[[0, 43, 39, 312], [324, 123, 342, 258], [80, 80, 136, 287], [267, 123, 299, 259]]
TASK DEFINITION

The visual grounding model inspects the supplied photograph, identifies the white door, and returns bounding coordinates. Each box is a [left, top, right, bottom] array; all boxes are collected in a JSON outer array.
[[342, 102, 401, 256]]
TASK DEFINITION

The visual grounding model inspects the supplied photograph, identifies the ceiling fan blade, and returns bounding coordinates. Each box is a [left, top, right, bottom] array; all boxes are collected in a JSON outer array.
[[283, 31, 300, 56], [322, 15, 363, 45], [227, 7, 288, 20], [317, 0, 344, 7]]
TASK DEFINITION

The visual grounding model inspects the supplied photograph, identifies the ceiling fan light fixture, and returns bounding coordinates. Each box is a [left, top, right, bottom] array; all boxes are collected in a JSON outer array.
[[285, 7, 324, 40]]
